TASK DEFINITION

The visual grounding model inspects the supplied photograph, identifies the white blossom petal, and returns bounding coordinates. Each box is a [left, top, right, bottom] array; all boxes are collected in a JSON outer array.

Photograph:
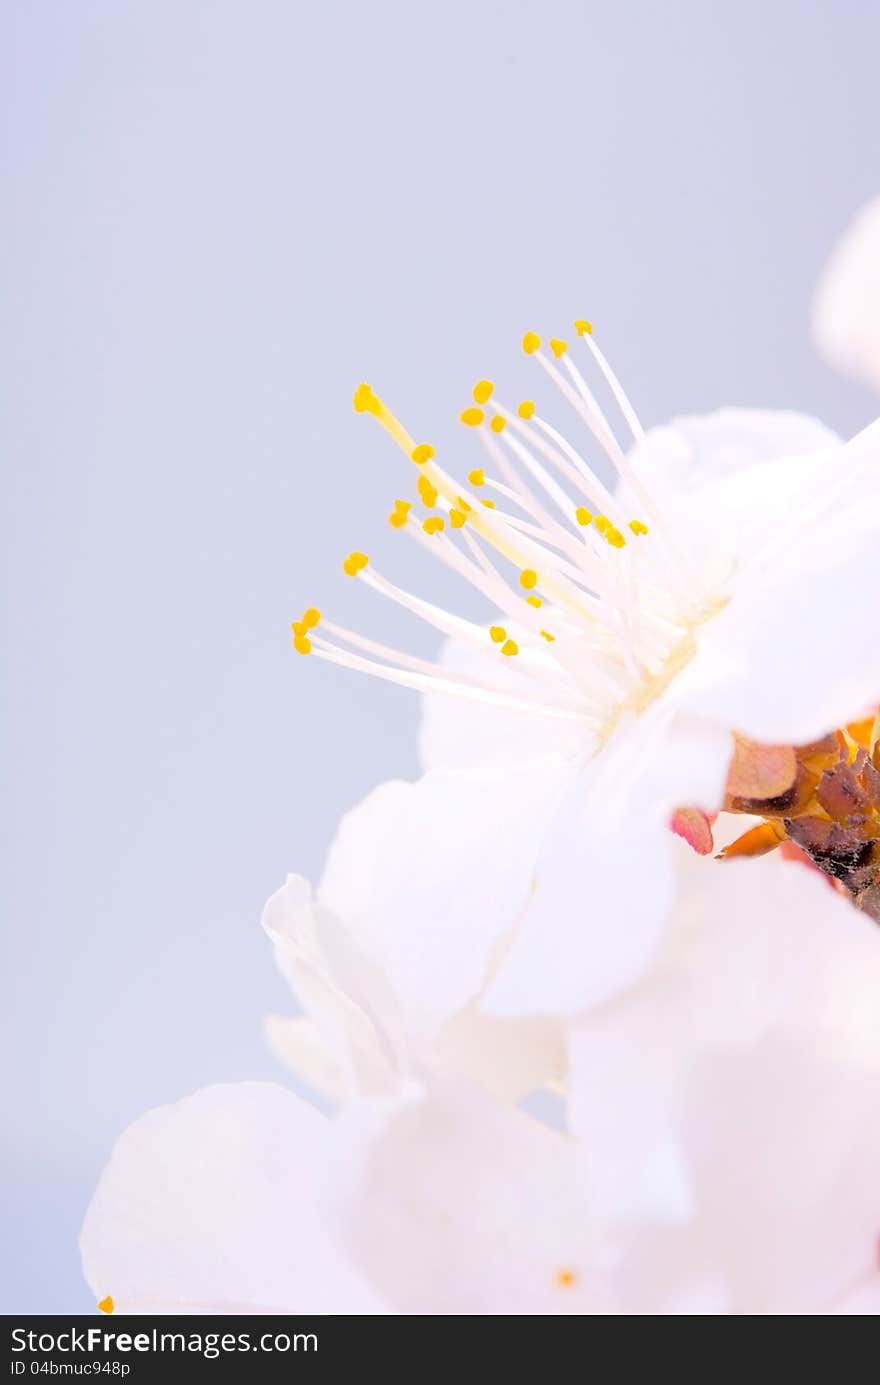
[[80, 1083, 385, 1314], [328, 1079, 615, 1314], [813, 197, 880, 391]]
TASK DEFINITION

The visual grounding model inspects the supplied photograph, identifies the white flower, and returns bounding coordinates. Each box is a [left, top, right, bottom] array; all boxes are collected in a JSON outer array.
[[813, 197, 880, 391], [293, 328, 880, 1015], [80, 841, 880, 1314]]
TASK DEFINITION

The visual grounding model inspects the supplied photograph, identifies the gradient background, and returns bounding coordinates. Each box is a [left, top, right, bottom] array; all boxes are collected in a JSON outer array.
[[3, 0, 878, 1312]]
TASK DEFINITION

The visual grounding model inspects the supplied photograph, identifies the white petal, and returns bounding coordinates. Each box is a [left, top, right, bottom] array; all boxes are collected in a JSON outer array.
[[262, 875, 401, 1097], [813, 197, 880, 390], [484, 707, 730, 1016], [80, 1083, 385, 1314], [434, 1004, 567, 1104], [328, 1080, 615, 1314], [673, 513, 880, 743], [625, 408, 840, 501], [318, 758, 574, 1038], [418, 630, 586, 773]]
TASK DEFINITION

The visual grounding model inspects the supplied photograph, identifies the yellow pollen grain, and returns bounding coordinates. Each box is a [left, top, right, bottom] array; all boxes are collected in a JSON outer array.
[[456, 496, 472, 512], [520, 568, 538, 590], [291, 620, 307, 637], [468, 468, 485, 487], [417, 474, 438, 508], [422, 515, 445, 535], [293, 634, 312, 655], [549, 338, 568, 358], [97, 1296, 115, 1315], [481, 498, 495, 509], [489, 626, 507, 643], [501, 639, 518, 656], [526, 594, 542, 608], [460, 407, 484, 427], [411, 442, 435, 465], [522, 331, 541, 355], [517, 399, 535, 420], [575, 506, 593, 526], [342, 551, 369, 576], [302, 607, 321, 629], [540, 629, 555, 641], [629, 519, 649, 536], [489, 414, 506, 434], [449, 508, 467, 529], [554, 1268, 577, 1289], [573, 319, 593, 336], [472, 379, 494, 404]]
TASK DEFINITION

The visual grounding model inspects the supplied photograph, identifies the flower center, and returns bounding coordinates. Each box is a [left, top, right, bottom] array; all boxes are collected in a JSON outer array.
[[293, 323, 719, 738]]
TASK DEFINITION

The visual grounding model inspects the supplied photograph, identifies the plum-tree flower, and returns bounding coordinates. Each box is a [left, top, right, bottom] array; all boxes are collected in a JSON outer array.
[[80, 833, 880, 1314], [813, 197, 880, 392], [293, 326, 880, 1014]]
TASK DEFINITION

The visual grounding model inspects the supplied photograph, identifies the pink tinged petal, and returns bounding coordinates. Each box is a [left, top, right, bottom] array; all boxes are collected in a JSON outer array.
[[669, 806, 714, 855], [813, 197, 880, 391], [329, 1081, 616, 1315], [80, 1083, 385, 1315]]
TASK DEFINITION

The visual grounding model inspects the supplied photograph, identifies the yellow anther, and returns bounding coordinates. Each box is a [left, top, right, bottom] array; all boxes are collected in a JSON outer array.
[[353, 382, 380, 415], [472, 379, 494, 404], [293, 634, 312, 655], [422, 515, 445, 535], [549, 338, 568, 358], [554, 1268, 577, 1289], [291, 620, 306, 637], [603, 525, 626, 549], [517, 400, 535, 420], [489, 626, 507, 643], [575, 506, 593, 526], [468, 468, 485, 487], [460, 407, 484, 427], [302, 608, 321, 629], [97, 1297, 115, 1315], [449, 508, 467, 529], [520, 569, 538, 590], [501, 639, 519, 656], [489, 414, 506, 434], [389, 498, 412, 528], [522, 331, 541, 355], [342, 551, 369, 576], [481, 498, 496, 508], [594, 515, 610, 535], [417, 474, 438, 508], [573, 319, 593, 336], [629, 519, 649, 536], [411, 443, 435, 465], [540, 629, 556, 642], [456, 496, 472, 512], [526, 594, 542, 608]]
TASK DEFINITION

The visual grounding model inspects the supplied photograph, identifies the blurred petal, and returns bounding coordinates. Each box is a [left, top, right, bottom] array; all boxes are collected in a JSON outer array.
[[80, 1083, 385, 1314], [813, 197, 880, 390], [318, 759, 574, 1037], [329, 1080, 615, 1314]]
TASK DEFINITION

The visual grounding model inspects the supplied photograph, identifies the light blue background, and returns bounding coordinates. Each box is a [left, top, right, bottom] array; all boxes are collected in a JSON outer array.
[[3, 0, 878, 1312]]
